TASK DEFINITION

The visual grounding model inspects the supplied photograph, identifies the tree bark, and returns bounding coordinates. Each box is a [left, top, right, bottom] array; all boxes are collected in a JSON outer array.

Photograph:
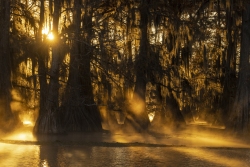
[[128, 0, 150, 131], [34, 0, 62, 134], [0, 0, 14, 130], [221, 4, 236, 123], [230, 3, 250, 133], [60, 0, 102, 132], [80, 0, 102, 131]]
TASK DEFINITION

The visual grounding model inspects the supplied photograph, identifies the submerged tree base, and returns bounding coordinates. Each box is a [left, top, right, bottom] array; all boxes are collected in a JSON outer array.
[[33, 111, 64, 134], [59, 103, 103, 132]]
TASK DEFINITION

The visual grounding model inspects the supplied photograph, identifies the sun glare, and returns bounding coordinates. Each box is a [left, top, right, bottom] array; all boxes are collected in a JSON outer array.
[[42, 28, 54, 40], [42, 28, 49, 35], [47, 32, 54, 40]]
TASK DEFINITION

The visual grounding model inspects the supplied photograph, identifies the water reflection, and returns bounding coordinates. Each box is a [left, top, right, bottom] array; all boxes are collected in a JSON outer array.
[[1, 123, 250, 167], [0, 143, 40, 167], [40, 145, 59, 167], [0, 142, 250, 167]]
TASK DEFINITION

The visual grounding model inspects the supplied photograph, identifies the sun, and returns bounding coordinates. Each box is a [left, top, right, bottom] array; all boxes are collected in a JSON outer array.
[[47, 32, 54, 40], [42, 27, 54, 41]]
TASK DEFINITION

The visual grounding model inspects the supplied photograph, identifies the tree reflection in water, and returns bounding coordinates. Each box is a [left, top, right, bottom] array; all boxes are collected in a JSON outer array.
[[0, 142, 250, 167]]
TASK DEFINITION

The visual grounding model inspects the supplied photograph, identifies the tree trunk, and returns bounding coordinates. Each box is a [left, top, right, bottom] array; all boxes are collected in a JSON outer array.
[[124, 2, 134, 103], [164, 71, 186, 127], [0, 0, 14, 130], [80, 0, 102, 130], [128, 0, 150, 131], [34, 0, 62, 134], [221, 5, 236, 123], [47, 0, 61, 112], [60, 0, 102, 132], [230, 3, 250, 133], [36, 0, 47, 119]]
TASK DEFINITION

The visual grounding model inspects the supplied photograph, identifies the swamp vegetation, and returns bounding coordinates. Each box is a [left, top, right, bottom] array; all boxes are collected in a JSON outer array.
[[0, 0, 250, 136]]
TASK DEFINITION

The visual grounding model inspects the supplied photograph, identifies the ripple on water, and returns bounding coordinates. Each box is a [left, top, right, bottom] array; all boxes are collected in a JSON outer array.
[[0, 142, 250, 167]]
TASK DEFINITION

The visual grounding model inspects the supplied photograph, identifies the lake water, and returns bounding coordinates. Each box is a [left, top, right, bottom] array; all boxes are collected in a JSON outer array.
[[0, 142, 250, 167], [1, 123, 250, 167]]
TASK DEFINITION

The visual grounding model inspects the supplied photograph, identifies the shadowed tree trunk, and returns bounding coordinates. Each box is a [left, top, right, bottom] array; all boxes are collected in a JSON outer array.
[[221, 3, 237, 124], [36, 0, 48, 124], [127, 0, 150, 131], [34, 0, 63, 134], [79, 0, 102, 131], [165, 72, 186, 127], [34, 0, 48, 134], [229, 3, 250, 133], [60, 0, 102, 132], [0, 0, 15, 130], [124, 1, 135, 104]]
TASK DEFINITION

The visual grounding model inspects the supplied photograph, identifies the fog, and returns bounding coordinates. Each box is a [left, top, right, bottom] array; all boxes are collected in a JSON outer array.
[[1, 79, 247, 149], [1, 104, 250, 150], [1, 105, 250, 167]]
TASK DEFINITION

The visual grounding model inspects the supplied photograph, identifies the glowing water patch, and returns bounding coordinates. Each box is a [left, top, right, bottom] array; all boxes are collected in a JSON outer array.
[[41, 160, 49, 167]]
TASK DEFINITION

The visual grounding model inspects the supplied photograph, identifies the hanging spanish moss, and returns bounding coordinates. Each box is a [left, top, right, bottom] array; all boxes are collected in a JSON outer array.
[[0, 0, 249, 136]]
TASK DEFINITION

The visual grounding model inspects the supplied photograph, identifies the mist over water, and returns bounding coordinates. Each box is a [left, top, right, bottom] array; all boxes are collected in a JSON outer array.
[[0, 137, 250, 167], [4, 82, 248, 148], [1, 109, 250, 148], [1, 103, 250, 167]]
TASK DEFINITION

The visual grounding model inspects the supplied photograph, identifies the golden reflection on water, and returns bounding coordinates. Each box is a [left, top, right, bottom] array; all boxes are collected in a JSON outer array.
[[0, 143, 40, 167], [177, 134, 250, 148], [0, 117, 250, 167], [0, 141, 249, 166], [173, 147, 247, 167], [41, 160, 49, 167]]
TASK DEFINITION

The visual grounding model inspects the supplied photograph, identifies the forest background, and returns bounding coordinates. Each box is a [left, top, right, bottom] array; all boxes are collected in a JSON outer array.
[[0, 0, 250, 136]]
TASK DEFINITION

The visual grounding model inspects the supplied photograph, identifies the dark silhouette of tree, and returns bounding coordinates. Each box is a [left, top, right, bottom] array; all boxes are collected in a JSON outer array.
[[0, 0, 14, 130], [126, 0, 151, 131], [230, 1, 250, 133], [59, 0, 102, 132], [34, 0, 63, 134], [220, 0, 240, 125]]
